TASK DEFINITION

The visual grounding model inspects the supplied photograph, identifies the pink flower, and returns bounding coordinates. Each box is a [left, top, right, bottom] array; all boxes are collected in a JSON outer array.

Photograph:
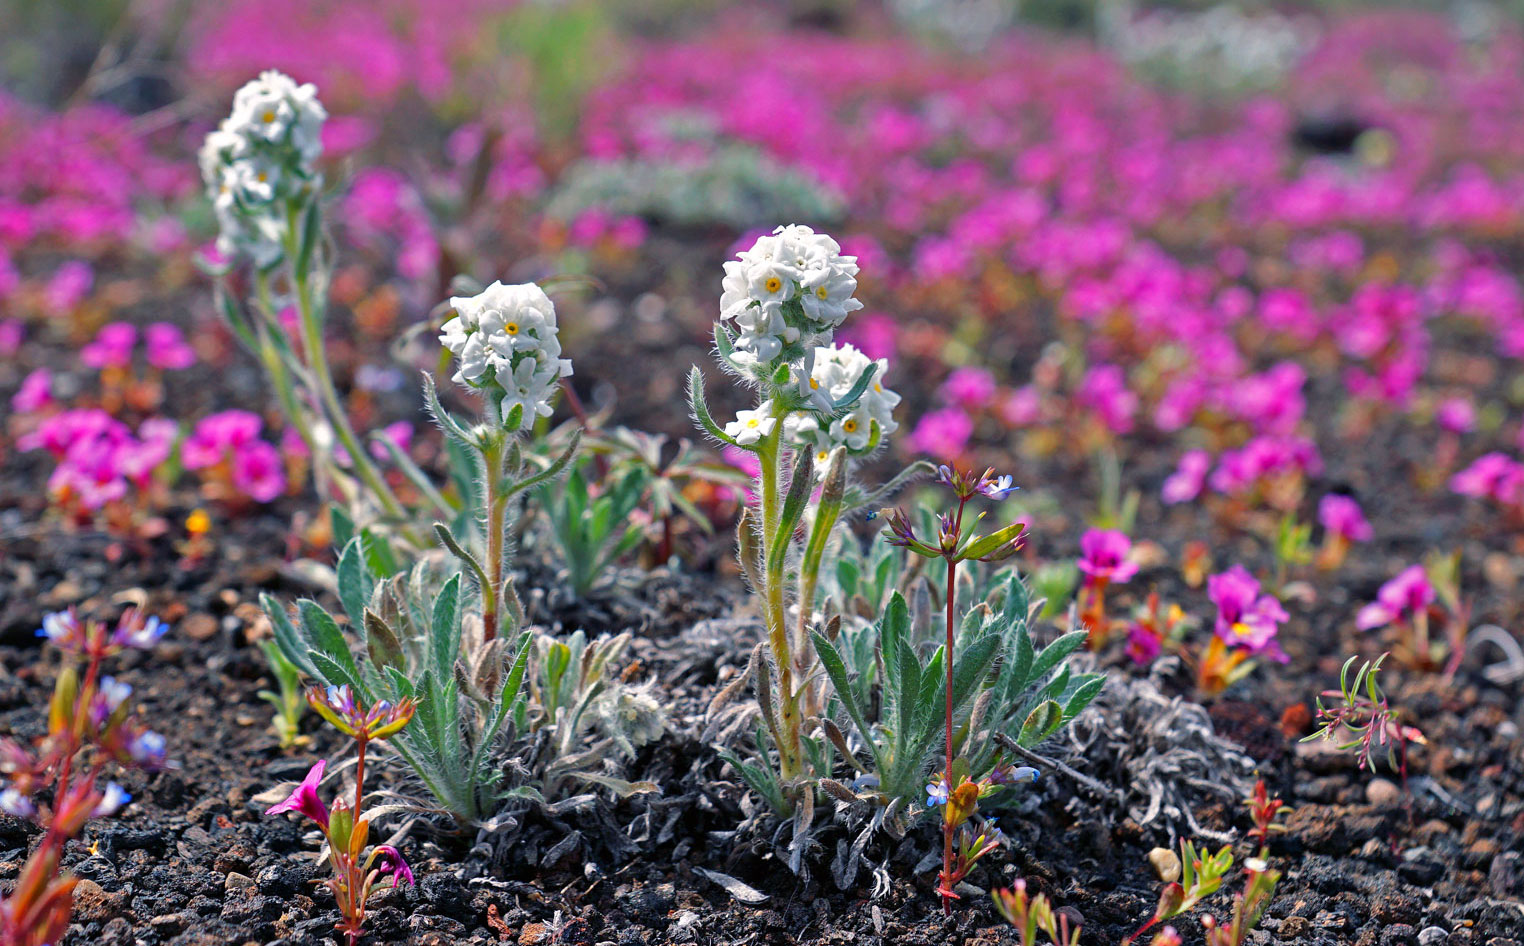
[[1076, 364, 1137, 435], [12, 368, 53, 413], [1162, 449, 1211, 505], [1208, 565, 1289, 660], [45, 260, 94, 313], [908, 408, 973, 461], [369, 421, 413, 462], [233, 441, 286, 503], [371, 845, 414, 886], [1126, 622, 1163, 665], [81, 322, 137, 370], [837, 312, 898, 361], [998, 386, 1042, 427], [1318, 494, 1373, 543], [1077, 529, 1137, 585], [182, 411, 263, 470], [1435, 397, 1475, 434], [940, 367, 996, 410], [144, 323, 196, 371], [0, 320, 22, 355], [1450, 453, 1524, 506], [1356, 565, 1434, 631], [265, 760, 329, 829]]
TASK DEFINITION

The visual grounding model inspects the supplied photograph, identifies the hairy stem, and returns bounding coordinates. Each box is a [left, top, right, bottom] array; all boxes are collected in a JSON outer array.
[[481, 439, 507, 643], [756, 413, 801, 781]]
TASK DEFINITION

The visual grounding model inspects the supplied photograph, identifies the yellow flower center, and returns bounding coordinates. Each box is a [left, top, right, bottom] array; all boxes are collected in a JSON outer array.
[[746, 418, 760, 428], [1230, 621, 1254, 638], [262, 110, 276, 123], [874, 383, 882, 392], [256, 172, 268, 183], [764, 276, 783, 294], [815, 286, 829, 299], [505, 322, 520, 335], [185, 509, 211, 535], [809, 378, 820, 389], [817, 451, 829, 462], [842, 419, 858, 433]]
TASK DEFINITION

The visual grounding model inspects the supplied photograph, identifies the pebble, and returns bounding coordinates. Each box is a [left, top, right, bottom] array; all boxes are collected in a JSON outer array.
[[1366, 778, 1401, 805], [1420, 927, 1450, 946], [180, 612, 220, 642], [1383, 925, 1418, 946], [224, 871, 255, 891], [1148, 846, 1181, 883]]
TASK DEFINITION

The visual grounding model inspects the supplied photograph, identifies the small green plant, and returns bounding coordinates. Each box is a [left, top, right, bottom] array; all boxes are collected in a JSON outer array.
[[538, 459, 649, 594], [993, 879, 1083, 946], [1302, 653, 1424, 788], [1124, 840, 1235, 945], [256, 638, 306, 749]]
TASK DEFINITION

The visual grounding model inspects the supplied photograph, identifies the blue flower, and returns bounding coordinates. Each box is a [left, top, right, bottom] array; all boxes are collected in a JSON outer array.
[[925, 777, 950, 807]]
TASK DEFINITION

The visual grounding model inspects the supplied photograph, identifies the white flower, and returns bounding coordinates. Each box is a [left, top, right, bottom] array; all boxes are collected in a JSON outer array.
[[724, 404, 778, 446], [717, 225, 860, 377], [785, 344, 900, 461], [99, 676, 132, 712], [0, 788, 34, 819], [438, 281, 573, 429], [200, 70, 327, 267]]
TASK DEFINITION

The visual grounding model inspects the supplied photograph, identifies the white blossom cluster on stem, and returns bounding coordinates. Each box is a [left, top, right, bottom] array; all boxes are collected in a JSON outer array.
[[439, 281, 574, 431], [719, 224, 863, 379], [198, 69, 327, 267], [786, 343, 900, 469]]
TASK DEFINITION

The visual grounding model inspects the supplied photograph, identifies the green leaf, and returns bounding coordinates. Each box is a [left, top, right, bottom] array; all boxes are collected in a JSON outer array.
[[262, 593, 316, 677], [297, 599, 359, 684], [336, 538, 372, 627], [294, 198, 321, 283], [688, 367, 743, 449], [1018, 700, 1062, 746], [310, 649, 362, 696], [1063, 674, 1106, 720], [330, 505, 356, 550], [364, 609, 405, 673], [959, 520, 1027, 563], [422, 371, 475, 445], [1030, 630, 1087, 682], [360, 528, 401, 579], [430, 574, 462, 678], [830, 360, 877, 415], [812, 632, 880, 771]]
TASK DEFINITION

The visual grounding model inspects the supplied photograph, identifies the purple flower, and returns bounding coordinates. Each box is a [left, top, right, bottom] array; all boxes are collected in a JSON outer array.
[[232, 440, 287, 503], [11, 368, 53, 414], [111, 612, 167, 650], [1208, 565, 1289, 660], [1318, 494, 1372, 542], [128, 730, 167, 769], [80, 321, 136, 370], [940, 367, 997, 410], [925, 778, 950, 807], [1077, 529, 1137, 585], [0, 788, 35, 818], [1435, 397, 1475, 434], [1356, 565, 1434, 631], [265, 760, 330, 830], [908, 408, 973, 461]]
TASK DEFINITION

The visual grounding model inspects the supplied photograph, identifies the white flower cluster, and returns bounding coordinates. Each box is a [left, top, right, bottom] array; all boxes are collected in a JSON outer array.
[[719, 225, 862, 374], [439, 281, 574, 431], [785, 344, 900, 466], [199, 70, 327, 268]]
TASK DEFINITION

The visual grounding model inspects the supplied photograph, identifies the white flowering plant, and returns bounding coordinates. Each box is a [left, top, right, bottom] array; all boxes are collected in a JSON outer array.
[[202, 70, 410, 533], [690, 225, 927, 813]]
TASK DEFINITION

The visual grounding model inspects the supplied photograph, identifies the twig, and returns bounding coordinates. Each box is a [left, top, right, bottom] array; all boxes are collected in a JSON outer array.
[[995, 732, 1122, 803]]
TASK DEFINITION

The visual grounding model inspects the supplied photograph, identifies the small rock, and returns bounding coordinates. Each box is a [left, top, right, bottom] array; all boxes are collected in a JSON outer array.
[[1366, 778, 1401, 805], [1279, 916, 1311, 939], [224, 871, 255, 891], [181, 612, 219, 642], [1383, 925, 1418, 946], [72, 879, 127, 922], [1148, 847, 1181, 883], [519, 923, 548, 945], [1419, 927, 1449, 946]]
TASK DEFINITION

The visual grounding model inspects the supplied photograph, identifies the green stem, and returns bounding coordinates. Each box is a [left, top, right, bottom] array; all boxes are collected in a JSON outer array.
[[755, 406, 801, 781], [941, 552, 957, 915], [283, 203, 406, 523], [481, 438, 507, 643]]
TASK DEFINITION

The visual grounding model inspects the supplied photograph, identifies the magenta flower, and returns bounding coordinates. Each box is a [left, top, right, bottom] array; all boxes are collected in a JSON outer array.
[[908, 407, 973, 460], [1450, 453, 1524, 506], [1435, 397, 1475, 434], [1076, 364, 1137, 435], [46, 260, 94, 313], [12, 368, 53, 413], [1208, 565, 1289, 660], [940, 367, 996, 410], [1356, 565, 1434, 631], [371, 845, 414, 886], [1126, 622, 1163, 665], [81, 322, 137, 370], [232, 440, 286, 503], [182, 410, 263, 470], [1077, 529, 1137, 585], [265, 760, 330, 830], [369, 421, 414, 462], [144, 323, 197, 371], [1162, 450, 1211, 505], [1318, 494, 1373, 542]]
